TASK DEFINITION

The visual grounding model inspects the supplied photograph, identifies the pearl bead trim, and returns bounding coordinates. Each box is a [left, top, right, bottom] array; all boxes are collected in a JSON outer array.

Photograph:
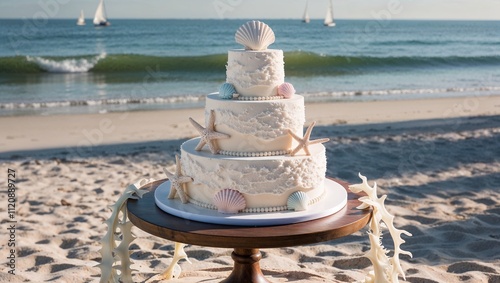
[[237, 95, 283, 101], [218, 150, 291, 157]]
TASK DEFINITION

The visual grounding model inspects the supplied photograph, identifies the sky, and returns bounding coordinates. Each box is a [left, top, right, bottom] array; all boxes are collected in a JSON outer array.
[[0, 0, 499, 20]]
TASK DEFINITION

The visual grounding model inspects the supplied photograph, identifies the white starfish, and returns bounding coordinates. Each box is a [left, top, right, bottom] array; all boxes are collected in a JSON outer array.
[[288, 121, 330, 156], [189, 110, 230, 154], [163, 155, 192, 204]]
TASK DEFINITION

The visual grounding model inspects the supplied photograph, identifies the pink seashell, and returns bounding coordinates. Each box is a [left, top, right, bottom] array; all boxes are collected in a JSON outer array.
[[213, 189, 246, 214], [278, 82, 295, 98]]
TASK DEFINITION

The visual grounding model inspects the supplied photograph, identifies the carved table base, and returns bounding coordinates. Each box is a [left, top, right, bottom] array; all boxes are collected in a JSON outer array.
[[221, 248, 271, 283]]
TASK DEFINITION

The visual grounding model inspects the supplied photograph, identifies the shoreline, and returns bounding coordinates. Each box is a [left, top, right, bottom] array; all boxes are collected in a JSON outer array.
[[1, 95, 499, 154]]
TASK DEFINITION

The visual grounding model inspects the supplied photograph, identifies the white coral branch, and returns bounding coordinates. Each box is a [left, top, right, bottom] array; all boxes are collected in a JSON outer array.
[[98, 178, 192, 282], [159, 242, 192, 280], [114, 221, 136, 283], [349, 173, 413, 283], [98, 178, 153, 283]]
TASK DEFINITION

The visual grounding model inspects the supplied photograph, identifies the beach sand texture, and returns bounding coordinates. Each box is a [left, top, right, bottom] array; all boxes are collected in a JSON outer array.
[[0, 96, 499, 282]]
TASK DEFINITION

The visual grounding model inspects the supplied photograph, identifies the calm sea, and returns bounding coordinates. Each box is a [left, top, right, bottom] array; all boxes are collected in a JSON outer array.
[[1, 19, 500, 116]]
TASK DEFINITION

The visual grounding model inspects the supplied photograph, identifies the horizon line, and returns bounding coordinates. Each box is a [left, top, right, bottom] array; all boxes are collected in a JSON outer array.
[[0, 17, 499, 21]]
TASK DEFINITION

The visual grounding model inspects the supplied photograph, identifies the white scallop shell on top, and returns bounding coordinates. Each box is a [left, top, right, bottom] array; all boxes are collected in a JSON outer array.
[[235, 20, 275, 51]]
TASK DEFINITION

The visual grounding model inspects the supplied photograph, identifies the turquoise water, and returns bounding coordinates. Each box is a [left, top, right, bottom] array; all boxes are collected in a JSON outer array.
[[1, 19, 500, 116]]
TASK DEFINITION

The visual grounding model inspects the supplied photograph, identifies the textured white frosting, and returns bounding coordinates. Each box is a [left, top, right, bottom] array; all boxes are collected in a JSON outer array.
[[226, 49, 285, 97], [181, 138, 327, 209], [206, 94, 305, 154]]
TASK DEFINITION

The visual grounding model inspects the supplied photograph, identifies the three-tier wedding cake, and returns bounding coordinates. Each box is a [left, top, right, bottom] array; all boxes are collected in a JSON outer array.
[[155, 21, 347, 225]]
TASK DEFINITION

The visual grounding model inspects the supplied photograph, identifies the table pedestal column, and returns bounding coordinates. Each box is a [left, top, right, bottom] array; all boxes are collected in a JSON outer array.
[[221, 248, 271, 283]]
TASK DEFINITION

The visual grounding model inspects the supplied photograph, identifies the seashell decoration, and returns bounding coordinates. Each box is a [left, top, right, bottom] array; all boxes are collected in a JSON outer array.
[[213, 188, 247, 214], [235, 20, 275, 51], [219, 83, 237, 99], [277, 82, 296, 99], [287, 191, 309, 211]]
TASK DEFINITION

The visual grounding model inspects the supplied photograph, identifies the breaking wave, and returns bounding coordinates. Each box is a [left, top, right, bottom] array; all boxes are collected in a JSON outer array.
[[25, 53, 106, 73]]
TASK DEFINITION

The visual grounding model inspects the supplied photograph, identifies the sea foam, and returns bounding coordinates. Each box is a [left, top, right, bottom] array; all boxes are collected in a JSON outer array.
[[26, 53, 106, 73]]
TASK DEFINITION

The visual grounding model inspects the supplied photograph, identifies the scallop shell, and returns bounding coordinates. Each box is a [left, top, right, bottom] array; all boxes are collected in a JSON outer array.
[[218, 83, 236, 99], [287, 191, 309, 211], [213, 188, 246, 214], [235, 20, 275, 51], [277, 82, 296, 98]]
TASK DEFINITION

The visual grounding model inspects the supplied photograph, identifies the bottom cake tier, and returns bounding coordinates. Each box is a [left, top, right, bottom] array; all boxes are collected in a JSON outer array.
[[180, 138, 327, 211], [154, 178, 348, 226]]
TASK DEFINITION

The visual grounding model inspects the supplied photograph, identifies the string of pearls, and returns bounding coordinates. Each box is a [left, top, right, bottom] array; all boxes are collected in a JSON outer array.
[[188, 199, 217, 210], [308, 190, 326, 206], [242, 206, 288, 213], [237, 95, 283, 101], [218, 150, 291, 157]]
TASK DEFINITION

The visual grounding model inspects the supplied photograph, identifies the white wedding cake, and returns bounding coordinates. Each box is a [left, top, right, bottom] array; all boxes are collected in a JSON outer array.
[[159, 21, 340, 219]]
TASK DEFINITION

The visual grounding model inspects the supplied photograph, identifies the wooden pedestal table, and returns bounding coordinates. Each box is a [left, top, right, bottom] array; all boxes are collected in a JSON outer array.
[[127, 178, 372, 283]]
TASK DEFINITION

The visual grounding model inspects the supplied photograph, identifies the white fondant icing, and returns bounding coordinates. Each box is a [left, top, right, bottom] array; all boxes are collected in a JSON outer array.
[[181, 138, 326, 209], [226, 49, 284, 97], [206, 94, 305, 153]]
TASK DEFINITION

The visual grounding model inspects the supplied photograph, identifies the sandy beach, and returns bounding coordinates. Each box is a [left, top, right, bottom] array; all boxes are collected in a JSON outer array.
[[0, 95, 499, 282]]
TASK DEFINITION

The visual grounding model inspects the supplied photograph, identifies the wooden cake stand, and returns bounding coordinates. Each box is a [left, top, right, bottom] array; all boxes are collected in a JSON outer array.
[[127, 178, 372, 283]]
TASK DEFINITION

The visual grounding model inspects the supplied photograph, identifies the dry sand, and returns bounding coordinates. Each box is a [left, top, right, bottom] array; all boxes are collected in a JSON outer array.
[[0, 95, 499, 282]]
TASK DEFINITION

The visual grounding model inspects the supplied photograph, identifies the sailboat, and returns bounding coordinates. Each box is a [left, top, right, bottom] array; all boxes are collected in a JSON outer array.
[[93, 0, 110, 26], [302, 0, 310, 23], [324, 0, 336, 27], [76, 10, 85, 26]]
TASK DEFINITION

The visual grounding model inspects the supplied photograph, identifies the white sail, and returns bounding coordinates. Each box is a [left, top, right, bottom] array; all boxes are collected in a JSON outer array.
[[324, 0, 335, 27], [77, 10, 85, 26], [93, 0, 109, 26], [302, 0, 310, 23]]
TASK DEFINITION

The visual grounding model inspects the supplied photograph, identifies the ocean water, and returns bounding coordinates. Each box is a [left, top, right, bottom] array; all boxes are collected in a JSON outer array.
[[1, 19, 500, 116]]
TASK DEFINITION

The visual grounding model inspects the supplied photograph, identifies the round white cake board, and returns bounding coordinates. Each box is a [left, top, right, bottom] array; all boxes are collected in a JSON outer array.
[[154, 179, 347, 226]]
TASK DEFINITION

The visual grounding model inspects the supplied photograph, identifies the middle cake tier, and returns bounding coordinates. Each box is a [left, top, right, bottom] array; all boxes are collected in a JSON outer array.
[[181, 138, 327, 211], [206, 94, 305, 155]]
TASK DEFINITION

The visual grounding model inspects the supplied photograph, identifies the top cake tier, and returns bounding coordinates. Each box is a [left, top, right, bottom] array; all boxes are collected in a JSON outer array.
[[226, 49, 285, 97]]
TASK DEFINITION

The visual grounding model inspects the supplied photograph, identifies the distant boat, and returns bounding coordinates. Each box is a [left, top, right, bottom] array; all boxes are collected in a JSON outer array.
[[93, 0, 110, 26], [302, 0, 310, 23], [324, 0, 336, 27], [77, 10, 85, 26]]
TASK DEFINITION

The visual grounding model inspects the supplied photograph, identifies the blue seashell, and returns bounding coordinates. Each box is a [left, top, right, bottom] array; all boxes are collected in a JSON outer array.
[[219, 83, 237, 99], [287, 191, 309, 211]]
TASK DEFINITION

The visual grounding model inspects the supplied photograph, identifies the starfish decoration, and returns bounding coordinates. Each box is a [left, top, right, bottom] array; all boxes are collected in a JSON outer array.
[[163, 155, 192, 204], [288, 121, 330, 156], [189, 110, 230, 154]]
